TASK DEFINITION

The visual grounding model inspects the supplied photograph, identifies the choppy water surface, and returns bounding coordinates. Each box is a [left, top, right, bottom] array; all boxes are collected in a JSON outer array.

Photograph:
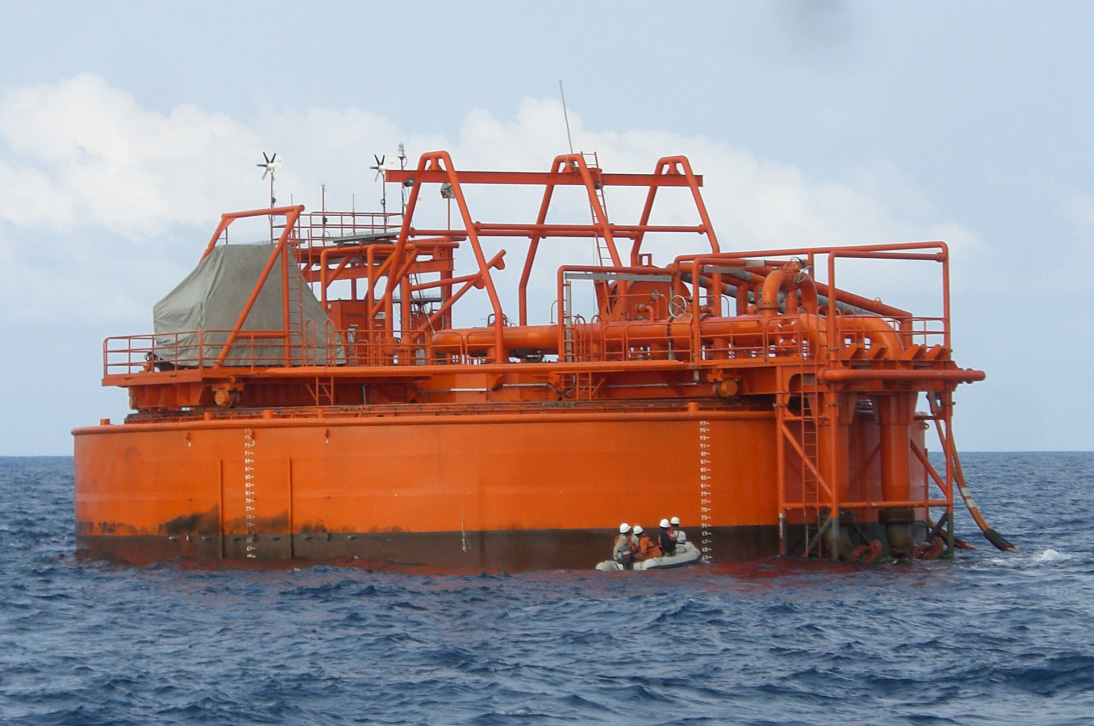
[[1, 453, 1093, 725]]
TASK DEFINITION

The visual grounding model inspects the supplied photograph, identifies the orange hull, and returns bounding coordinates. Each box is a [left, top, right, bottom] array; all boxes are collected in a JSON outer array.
[[74, 404, 927, 570]]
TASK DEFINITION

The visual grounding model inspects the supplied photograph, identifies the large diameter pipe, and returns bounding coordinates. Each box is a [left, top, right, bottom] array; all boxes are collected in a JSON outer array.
[[430, 313, 906, 359], [431, 318, 767, 355], [432, 325, 557, 352]]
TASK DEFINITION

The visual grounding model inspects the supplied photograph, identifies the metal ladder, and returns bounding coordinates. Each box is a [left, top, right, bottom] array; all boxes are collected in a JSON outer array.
[[777, 356, 833, 558], [581, 152, 615, 268]]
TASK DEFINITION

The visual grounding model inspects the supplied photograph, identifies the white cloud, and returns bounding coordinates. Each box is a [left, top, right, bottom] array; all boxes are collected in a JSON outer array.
[[0, 75, 992, 336], [0, 223, 182, 327], [0, 73, 259, 237], [431, 100, 984, 257], [0, 75, 984, 254], [0, 74, 1035, 453], [407, 99, 989, 320], [0, 161, 76, 226]]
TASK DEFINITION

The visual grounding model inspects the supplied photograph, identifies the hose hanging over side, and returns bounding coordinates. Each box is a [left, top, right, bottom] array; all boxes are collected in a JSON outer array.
[[929, 395, 1018, 552]]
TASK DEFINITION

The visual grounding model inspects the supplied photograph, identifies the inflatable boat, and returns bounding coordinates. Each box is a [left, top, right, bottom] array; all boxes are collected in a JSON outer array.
[[595, 542, 703, 571]]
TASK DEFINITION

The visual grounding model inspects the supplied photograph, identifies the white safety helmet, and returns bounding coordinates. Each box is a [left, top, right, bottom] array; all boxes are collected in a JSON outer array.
[[670, 516, 680, 525], [633, 524, 644, 535], [660, 518, 670, 528], [619, 522, 631, 534]]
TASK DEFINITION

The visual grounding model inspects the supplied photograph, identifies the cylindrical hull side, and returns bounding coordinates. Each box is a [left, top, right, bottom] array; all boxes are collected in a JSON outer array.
[[73, 408, 933, 570], [75, 410, 780, 569]]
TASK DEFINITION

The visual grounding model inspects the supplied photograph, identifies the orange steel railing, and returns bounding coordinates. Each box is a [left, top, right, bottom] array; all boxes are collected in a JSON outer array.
[[104, 310, 955, 373]]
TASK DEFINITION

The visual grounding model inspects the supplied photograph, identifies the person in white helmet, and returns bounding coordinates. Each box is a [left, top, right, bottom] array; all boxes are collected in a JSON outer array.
[[613, 523, 637, 569], [669, 516, 687, 546], [658, 518, 677, 556], [633, 524, 662, 562]]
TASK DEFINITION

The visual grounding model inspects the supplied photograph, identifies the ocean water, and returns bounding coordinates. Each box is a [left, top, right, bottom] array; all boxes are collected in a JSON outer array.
[[1, 453, 1092, 725]]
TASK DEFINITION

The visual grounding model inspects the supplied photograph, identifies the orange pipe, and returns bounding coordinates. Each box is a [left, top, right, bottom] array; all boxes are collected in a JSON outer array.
[[428, 312, 910, 360], [672, 251, 915, 319], [760, 261, 819, 318], [820, 369, 986, 384], [431, 325, 558, 353]]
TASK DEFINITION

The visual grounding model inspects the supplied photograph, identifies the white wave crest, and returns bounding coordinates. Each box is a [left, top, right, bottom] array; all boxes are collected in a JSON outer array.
[[1033, 548, 1072, 563]]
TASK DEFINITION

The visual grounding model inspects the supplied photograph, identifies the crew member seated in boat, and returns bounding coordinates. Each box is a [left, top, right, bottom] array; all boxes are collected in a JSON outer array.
[[633, 524, 662, 562], [658, 518, 677, 557], [670, 516, 687, 545], [613, 523, 637, 569]]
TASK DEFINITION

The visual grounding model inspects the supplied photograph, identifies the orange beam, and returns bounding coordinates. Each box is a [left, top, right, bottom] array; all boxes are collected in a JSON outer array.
[[632, 156, 719, 263], [214, 206, 305, 368], [201, 205, 305, 260], [385, 169, 702, 187]]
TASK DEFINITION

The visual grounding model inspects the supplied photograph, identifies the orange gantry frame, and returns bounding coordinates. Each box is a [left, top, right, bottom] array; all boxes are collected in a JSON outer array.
[[74, 150, 984, 570]]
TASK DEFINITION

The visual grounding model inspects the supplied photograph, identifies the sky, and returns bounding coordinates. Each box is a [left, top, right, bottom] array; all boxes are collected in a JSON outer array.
[[1, 0, 1091, 454]]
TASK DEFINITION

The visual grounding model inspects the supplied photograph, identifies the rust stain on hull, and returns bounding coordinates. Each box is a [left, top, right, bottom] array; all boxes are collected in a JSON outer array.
[[76, 526, 782, 572]]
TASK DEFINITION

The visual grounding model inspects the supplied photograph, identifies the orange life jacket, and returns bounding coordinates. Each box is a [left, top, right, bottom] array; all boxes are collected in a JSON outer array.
[[636, 534, 662, 560]]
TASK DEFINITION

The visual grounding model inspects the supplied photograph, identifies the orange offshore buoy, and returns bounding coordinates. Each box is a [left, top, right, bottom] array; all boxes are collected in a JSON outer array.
[[73, 150, 999, 571]]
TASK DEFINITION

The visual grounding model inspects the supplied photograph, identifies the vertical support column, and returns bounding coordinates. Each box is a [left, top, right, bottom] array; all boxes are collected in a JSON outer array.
[[819, 390, 853, 560], [877, 393, 916, 502], [877, 392, 918, 555], [775, 368, 788, 557], [940, 390, 956, 558], [400, 275, 412, 344]]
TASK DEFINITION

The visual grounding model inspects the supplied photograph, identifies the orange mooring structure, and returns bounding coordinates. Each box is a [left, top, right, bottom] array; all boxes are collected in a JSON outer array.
[[72, 150, 987, 570]]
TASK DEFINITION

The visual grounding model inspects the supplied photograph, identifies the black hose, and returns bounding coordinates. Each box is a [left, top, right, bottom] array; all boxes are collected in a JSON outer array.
[[929, 397, 1017, 552]]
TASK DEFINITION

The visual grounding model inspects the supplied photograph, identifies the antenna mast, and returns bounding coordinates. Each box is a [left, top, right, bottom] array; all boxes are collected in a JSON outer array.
[[398, 143, 408, 214], [559, 81, 575, 155], [257, 151, 281, 241]]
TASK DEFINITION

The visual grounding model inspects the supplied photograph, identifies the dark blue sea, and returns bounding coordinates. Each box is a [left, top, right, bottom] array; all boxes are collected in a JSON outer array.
[[1, 454, 1092, 725]]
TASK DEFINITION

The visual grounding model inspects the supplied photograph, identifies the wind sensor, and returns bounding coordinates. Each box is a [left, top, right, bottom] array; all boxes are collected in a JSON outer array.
[[257, 152, 282, 207]]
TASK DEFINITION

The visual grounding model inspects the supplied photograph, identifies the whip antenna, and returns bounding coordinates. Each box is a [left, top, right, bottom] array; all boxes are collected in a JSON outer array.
[[559, 81, 574, 155]]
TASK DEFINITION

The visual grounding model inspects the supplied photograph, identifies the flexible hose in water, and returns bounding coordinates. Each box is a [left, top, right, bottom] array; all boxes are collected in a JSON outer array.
[[929, 397, 1018, 552], [949, 444, 1018, 552]]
